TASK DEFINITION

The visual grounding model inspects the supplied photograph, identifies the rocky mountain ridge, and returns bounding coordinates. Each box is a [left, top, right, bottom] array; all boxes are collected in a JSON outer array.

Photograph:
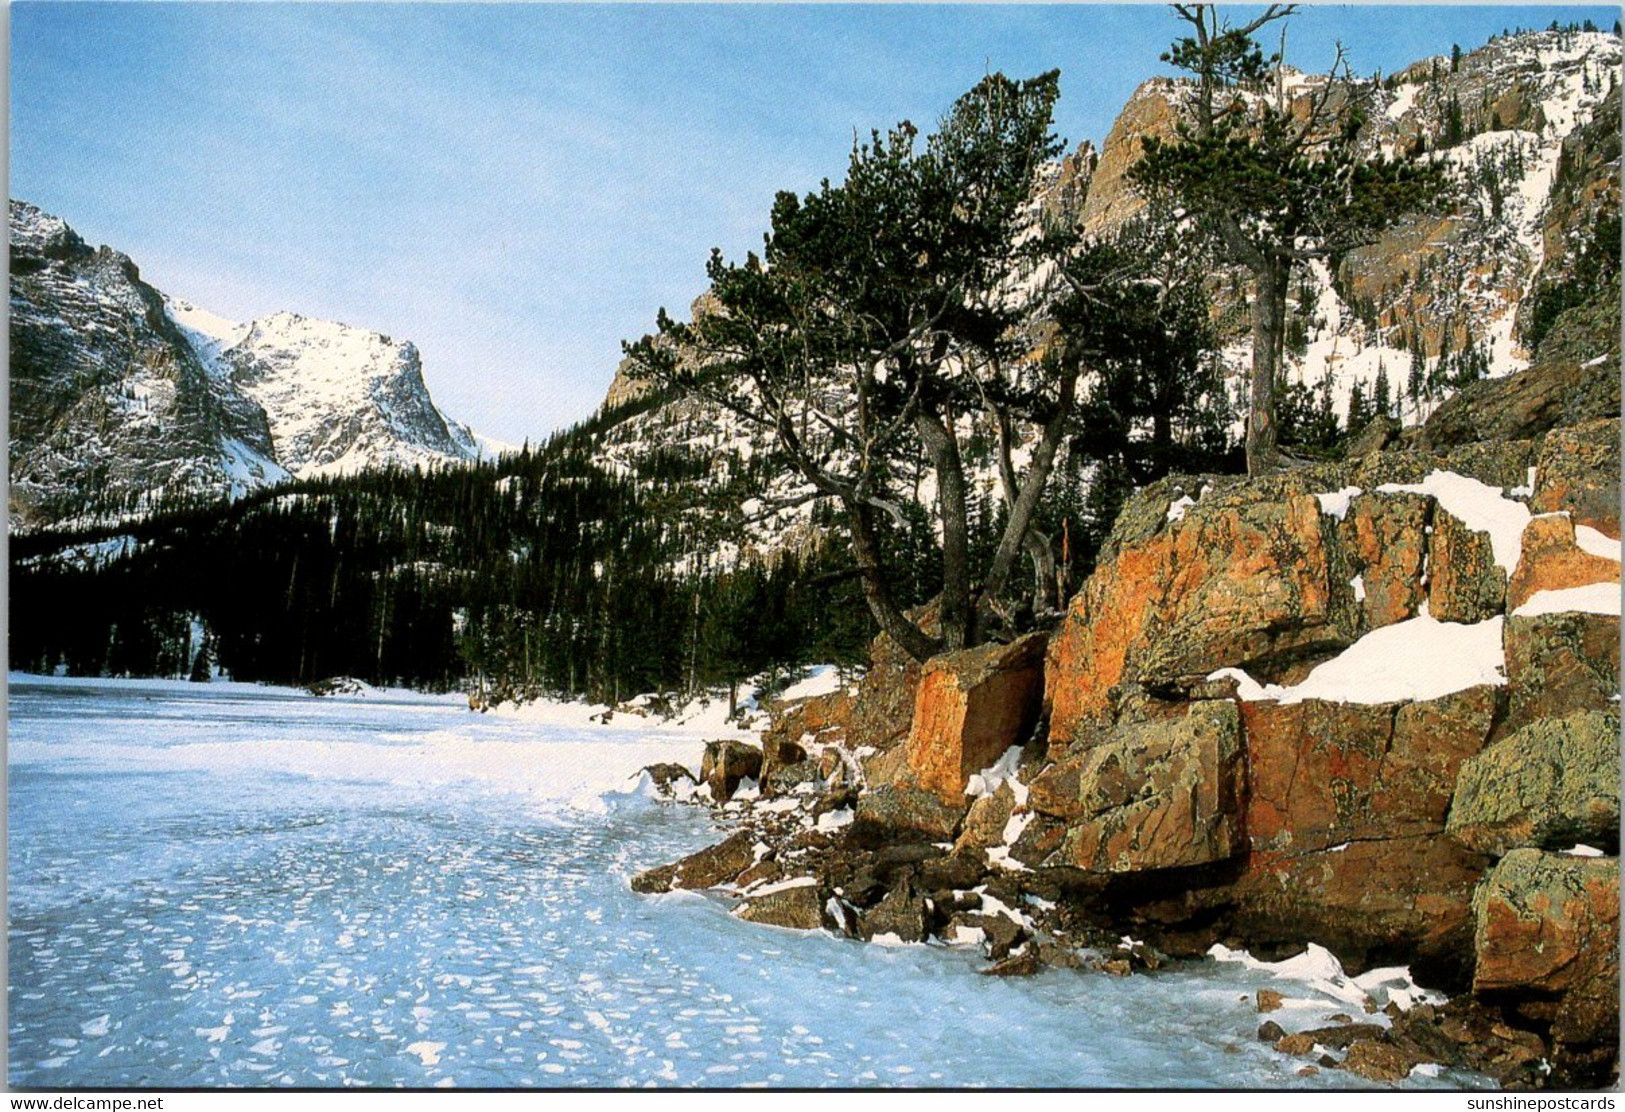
[[171, 301, 480, 480], [9, 199, 483, 532]]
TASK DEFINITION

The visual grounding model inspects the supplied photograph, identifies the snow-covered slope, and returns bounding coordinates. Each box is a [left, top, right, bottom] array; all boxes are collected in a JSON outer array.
[[175, 305, 480, 479]]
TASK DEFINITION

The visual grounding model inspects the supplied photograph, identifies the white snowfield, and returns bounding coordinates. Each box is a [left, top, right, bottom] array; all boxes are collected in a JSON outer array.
[[8, 672, 753, 816], [164, 297, 481, 482]]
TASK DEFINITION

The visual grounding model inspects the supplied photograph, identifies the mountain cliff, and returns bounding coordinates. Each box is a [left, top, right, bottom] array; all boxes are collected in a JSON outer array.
[[9, 200, 286, 532], [172, 304, 479, 479], [9, 200, 482, 532], [593, 29, 1620, 569]]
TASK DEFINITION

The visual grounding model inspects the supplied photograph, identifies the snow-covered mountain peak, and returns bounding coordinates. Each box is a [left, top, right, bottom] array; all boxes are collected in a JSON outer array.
[[218, 306, 478, 479], [163, 296, 250, 379], [12, 200, 489, 530], [164, 295, 486, 480]]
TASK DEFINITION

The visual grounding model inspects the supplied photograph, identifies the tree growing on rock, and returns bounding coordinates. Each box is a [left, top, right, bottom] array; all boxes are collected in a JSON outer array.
[[628, 72, 1102, 661], [1067, 209, 1236, 554], [1132, 3, 1444, 475]]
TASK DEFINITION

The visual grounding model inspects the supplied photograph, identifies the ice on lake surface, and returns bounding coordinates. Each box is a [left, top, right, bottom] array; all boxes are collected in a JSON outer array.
[[7, 677, 1489, 1089]]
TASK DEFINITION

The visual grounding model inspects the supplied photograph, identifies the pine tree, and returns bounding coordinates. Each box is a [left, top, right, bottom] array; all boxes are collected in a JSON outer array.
[[189, 636, 213, 683], [628, 70, 1079, 658], [1346, 381, 1370, 434], [1445, 92, 1465, 146], [1133, 4, 1442, 474], [1373, 365, 1392, 419]]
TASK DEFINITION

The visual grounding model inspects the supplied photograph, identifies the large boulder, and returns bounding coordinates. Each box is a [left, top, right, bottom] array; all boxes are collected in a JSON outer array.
[[859, 880, 931, 943], [637, 762, 697, 797], [1242, 686, 1500, 854], [1506, 512, 1620, 612], [733, 878, 828, 931], [849, 611, 936, 751], [1426, 509, 1506, 624], [1417, 358, 1619, 452], [700, 740, 763, 802], [1472, 850, 1619, 1082], [1218, 686, 1502, 979], [1530, 418, 1621, 536], [954, 783, 1018, 856], [1502, 612, 1620, 734], [859, 744, 911, 791], [1047, 487, 1358, 743], [630, 830, 758, 893], [1229, 835, 1492, 981], [762, 688, 852, 755], [851, 785, 965, 845], [1448, 711, 1621, 857], [1338, 490, 1431, 630], [904, 633, 1046, 803], [758, 735, 808, 794], [1351, 440, 1538, 496], [1051, 701, 1244, 873]]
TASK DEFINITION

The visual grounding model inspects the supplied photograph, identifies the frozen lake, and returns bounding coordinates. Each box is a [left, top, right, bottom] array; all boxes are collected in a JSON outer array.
[[8, 677, 1482, 1088]]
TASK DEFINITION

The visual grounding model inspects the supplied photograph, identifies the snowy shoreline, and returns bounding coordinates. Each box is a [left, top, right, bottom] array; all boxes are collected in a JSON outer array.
[[10, 676, 1478, 1088], [6, 670, 765, 739]]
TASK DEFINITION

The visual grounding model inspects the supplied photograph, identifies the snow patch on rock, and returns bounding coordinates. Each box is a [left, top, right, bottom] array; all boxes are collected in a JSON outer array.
[[1209, 613, 1505, 705]]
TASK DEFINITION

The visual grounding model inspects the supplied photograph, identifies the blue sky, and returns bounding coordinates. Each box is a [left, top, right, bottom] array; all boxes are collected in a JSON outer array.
[[12, 3, 1615, 445]]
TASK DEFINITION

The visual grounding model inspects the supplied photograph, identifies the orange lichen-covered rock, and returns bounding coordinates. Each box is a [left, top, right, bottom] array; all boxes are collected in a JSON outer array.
[[1530, 418, 1621, 537], [1228, 836, 1492, 981], [763, 687, 853, 754], [1507, 512, 1621, 612], [848, 613, 934, 752], [1046, 491, 1356, 746], [1472, 849, 1620, 1077], [1340, 490, 1432, 630], [1472, 850, 1619, 998], [904, 632, 1045, 803], [1241, 686, 1500, 854]]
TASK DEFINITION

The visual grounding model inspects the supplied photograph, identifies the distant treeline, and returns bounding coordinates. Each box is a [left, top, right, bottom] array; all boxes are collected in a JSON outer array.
[[9, 417, 932, 704]]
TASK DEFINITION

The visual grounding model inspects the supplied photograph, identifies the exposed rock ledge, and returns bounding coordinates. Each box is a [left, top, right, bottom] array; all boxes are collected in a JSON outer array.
[[630, 419, 1621, 1090]]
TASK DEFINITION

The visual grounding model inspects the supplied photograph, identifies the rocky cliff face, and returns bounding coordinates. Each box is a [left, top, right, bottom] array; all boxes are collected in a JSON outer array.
[[1070, 30, 1621, 402], [206, 310, 479, 479], [9, 200, 286, 532], [9, 201, 482, 532]]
